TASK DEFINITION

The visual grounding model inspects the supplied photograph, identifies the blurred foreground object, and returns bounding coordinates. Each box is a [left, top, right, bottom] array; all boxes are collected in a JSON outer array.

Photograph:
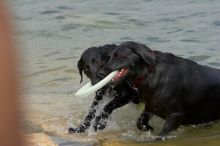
[[0, 0, 24, 146]]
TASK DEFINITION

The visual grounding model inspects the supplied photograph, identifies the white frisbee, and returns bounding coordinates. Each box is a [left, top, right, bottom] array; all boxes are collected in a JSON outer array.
[[75, 70, 118, 97]]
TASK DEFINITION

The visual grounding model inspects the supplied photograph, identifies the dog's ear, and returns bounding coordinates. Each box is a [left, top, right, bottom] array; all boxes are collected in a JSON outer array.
[[123, 42, 155, 65], [77, 59, 83, 83]]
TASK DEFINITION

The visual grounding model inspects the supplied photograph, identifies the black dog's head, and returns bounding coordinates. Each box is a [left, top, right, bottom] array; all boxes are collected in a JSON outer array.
[[98, 41, 156, 85], [77, 44, 117, 85]]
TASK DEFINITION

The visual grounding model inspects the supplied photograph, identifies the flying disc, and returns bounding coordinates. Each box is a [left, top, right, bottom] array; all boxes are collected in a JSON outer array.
[[75, 70, 118, 97]]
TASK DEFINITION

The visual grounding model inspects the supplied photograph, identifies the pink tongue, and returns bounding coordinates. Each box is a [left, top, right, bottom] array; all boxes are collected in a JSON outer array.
[[112, 68, 128, 82], [112, 73, 121, 81]]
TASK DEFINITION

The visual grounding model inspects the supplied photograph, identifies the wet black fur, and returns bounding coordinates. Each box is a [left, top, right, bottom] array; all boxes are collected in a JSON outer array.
[[97, 41, 220, 135], [68, 44, 151, 133]]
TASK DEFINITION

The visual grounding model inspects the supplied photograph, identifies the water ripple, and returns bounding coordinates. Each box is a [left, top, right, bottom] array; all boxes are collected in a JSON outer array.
[[213, 21, 220, 26], [40, 10, 61, 15], [26, 66, 66, 78], [188, 55, 210, 62], [42, 52, 61, 57]]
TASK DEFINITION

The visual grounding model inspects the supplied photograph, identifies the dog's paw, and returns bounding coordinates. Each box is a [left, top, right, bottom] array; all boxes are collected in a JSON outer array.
[[142, 125, 154, 131], [137, 123, 154, 131], [93, 115, 108, 131], [94, 123, 107, 131], [97, 119, 108, 131], [68, 127, 76, 133], [68, 126, 85, 133]]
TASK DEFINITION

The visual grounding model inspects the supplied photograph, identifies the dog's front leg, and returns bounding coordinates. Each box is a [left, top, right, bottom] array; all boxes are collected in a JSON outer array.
[[159, 112, 185, 136], [93, 96, 131, 131], [137, 111, 154, 131], [68, 89, 104, 133]]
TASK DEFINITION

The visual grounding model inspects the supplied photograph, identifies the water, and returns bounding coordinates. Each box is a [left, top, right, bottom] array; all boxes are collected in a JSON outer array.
[[11, 0, 220, 145]]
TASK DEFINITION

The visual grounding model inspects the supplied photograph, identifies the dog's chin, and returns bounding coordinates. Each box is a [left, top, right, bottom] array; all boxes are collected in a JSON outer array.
[[111, 68, 129, 86]]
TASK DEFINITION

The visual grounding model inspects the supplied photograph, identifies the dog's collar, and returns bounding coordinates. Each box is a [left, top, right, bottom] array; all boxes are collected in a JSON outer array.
[[133, 76, 146, 88], [132, 64, 155, 88]]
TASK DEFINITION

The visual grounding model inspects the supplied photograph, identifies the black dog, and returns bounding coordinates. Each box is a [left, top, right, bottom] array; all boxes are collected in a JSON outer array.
[[98, 41, 220, 135], [69, 44, 152, 133]]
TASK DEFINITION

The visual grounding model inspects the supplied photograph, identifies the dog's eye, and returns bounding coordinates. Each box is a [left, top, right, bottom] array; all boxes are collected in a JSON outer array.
[[92, 58, 102, 65]]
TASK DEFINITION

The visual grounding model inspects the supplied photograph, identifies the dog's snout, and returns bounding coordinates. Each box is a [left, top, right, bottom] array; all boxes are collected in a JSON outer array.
[[98, 70, 106, 78]]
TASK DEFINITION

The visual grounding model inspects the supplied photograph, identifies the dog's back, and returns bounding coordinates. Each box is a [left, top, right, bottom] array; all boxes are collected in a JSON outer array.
[[150, 51, 220, 124]]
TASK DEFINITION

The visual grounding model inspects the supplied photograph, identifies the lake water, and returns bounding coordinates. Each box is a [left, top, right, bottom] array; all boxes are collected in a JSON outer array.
[[11, 0, 220, 145]]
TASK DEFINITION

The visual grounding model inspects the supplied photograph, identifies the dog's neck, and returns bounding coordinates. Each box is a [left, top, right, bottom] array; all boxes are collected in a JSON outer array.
[[132, 49, 158, 88], [132, 63, 155, 88]]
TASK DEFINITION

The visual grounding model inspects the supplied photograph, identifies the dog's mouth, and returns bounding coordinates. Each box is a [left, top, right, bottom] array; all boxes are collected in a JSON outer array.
[[112, 68, 129, 82]]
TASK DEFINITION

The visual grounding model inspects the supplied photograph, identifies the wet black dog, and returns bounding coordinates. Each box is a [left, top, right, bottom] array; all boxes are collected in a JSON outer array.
[[69, 44, 152, 133], [98, 41, 220, 135]]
